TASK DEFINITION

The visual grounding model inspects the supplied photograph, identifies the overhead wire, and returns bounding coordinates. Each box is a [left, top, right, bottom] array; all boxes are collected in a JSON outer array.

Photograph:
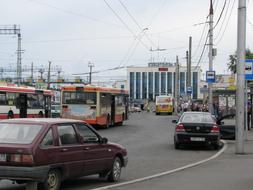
[[27, 0, 123, 28], [214, 0, 236, 45], [213, 0, 227, 29], [103, 0, 150, 50], [214, 0, 231, 41], [117, 0, 156, 47], [193, 29, 210, 70], [192, 17, 209, 59], [117, 30, 147, 68]]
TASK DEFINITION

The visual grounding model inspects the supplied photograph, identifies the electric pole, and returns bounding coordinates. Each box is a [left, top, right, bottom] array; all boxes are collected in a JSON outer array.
[[208, 0, 214, 115], [17, 33, 22, 85], [47, 61, 51, 89], [31, 62, 34, 85], [88, 62, 94, 84], [0, 25, 22, 85], [174, 56, 180, 114], [187, 36, 192, 101], [235, 0, 246, 154]]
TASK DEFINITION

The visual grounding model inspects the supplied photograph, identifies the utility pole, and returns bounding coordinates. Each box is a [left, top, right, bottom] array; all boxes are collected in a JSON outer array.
[[174, 56, 180, 114], [0, 25, 22, 85], [47, 61, 51, 89], [187, 36, 192, 100], [31, 62, 34, 85], [208, 0, 214, 115], [17, 33, 22, 85], [235, 0, 246, 154], [88, 62, 94, 84]]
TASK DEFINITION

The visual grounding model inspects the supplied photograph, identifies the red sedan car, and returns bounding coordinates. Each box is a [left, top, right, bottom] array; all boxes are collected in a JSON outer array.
[[0, 118, 128, 190]]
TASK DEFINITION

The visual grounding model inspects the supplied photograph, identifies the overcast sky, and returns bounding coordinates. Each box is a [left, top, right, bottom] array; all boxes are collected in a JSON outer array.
[[0, 0, 253, 82]]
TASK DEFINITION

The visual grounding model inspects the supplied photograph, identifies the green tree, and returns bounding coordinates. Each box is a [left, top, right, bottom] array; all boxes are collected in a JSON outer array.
[[228, 49, 253, 74]]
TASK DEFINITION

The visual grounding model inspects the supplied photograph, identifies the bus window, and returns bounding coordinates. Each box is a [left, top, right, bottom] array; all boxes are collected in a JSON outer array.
[[38, 94, 44, 108], [63, 92, 96, 105], [0, 92, 7, 105], [63, 92, 76, 104], [6, 92, 17, 106], [101, 93, 111, 107], [26, 94, 45, 109]]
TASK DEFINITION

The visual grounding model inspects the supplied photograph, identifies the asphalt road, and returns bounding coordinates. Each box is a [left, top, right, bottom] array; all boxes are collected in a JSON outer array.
[[0, 112, 219, 190], [104, 141, 253, 190]]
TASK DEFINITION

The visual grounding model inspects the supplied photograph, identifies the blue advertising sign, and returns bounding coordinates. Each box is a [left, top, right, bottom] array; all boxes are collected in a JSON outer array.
[[245, 59, 253, 81], [206, 71, 216, 83]]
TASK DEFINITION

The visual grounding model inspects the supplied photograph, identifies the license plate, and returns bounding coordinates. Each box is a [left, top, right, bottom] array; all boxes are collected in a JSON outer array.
[[190, 137, 205, 142], [0, 154, 6, 162]]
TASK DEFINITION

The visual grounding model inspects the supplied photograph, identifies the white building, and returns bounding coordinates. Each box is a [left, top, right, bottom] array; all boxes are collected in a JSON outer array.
[[127, 62, 202, 100]]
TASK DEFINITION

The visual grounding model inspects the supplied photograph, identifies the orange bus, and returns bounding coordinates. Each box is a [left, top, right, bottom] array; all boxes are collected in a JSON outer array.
[[61, 85, 129, 128], [0, 84, 52, 119]]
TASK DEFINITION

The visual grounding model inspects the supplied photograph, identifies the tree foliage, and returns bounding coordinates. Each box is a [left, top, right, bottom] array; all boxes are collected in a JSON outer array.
[[228, 49, 253, 74]]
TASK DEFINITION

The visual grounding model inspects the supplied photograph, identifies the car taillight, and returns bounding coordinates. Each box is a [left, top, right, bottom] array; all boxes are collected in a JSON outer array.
[[211, 125, 220, 133], [10, 154, 33, 164], [176, 124, 185, 132]]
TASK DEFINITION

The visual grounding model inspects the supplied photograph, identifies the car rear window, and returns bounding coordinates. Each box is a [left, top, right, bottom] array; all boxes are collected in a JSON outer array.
[[181, 113, 214, 123], [0, 123, 43, 144]]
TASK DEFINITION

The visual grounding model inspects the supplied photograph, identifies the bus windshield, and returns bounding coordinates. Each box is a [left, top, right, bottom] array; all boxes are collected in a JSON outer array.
[[156, 96, 172, 104], [63, 92, 96, 105]]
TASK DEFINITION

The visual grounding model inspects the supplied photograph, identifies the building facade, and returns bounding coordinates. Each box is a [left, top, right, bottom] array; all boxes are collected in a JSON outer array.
[[127, 62, 201, 101]]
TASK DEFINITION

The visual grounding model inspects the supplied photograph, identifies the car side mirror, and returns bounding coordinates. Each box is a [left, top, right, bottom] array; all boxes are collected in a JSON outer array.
[[100, 137, 108, 144], [172, 119, 178, 124]]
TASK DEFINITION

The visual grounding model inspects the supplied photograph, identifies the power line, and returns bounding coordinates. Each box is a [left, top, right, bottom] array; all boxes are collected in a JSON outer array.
[[214, 0, 231, 40], [193, 30, 209, 70], [118, 0, 156, 47], [0, 35, 135, 45], [117, 29, 147, 68], [213, 0, 227, 29], [214, 0, 236, 45], [192, 17, 208, 59], [27, 0, 122, 28], [103, 0, 149, 50]]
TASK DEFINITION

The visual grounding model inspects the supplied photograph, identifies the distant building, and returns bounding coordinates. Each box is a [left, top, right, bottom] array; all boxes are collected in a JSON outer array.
[[113, 80, 127, 90], [127, 62, 201, 101]]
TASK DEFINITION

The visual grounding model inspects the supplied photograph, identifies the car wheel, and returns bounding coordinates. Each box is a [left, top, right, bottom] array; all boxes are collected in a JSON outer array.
[[108, 157, 122, 182], [39, 111, 44, 118], [41, 169, 61, 190]]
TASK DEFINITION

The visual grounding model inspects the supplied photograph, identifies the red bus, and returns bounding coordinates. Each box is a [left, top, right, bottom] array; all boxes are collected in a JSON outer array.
[[0, 84, 52, 119]]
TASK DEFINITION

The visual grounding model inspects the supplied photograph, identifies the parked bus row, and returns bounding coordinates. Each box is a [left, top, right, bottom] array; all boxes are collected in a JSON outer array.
[[0, 85, 51, 119], [0, 84, 129, 129]]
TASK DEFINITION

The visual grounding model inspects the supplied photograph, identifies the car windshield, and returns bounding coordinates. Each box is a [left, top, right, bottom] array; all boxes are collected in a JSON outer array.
[[0, 123, 43, 144], [181, 113, 214, 123]]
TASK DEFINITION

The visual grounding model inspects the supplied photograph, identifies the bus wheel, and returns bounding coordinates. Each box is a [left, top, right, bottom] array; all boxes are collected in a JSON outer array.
[[38, 111, 44, 118], [7, 111, 14, 119]]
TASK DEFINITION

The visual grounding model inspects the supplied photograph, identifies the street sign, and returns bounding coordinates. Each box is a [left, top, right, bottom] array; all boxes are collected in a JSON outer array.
[[187, 86, 192, 94], [245, 59, 253, 80], [206, 71, 216, 83]]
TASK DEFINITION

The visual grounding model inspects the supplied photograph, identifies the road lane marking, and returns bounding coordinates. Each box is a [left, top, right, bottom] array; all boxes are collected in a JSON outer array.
[[91, 140, 227, 190]]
